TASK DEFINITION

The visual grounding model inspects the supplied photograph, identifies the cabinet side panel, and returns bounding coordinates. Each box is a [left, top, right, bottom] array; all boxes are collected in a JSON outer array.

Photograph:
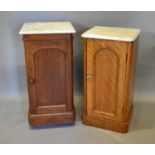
[[34, 48, 66, 106], [24, 41, 37, 113], [123, 39, 139, 121]]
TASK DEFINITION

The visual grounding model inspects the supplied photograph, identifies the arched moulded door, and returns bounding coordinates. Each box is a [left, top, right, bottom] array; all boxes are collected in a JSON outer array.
[[86, 39, 128, 121], [24, 38, 73, 115]]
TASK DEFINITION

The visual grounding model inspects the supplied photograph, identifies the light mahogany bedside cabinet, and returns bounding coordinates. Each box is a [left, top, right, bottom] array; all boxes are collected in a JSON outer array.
[[19, 22, 76, 126], [81, 26, 140, 133]]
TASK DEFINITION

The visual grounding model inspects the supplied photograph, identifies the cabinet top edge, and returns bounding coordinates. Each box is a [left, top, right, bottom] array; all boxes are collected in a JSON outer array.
[[19, 22, 76, 35], [81, 26, 140, 42]]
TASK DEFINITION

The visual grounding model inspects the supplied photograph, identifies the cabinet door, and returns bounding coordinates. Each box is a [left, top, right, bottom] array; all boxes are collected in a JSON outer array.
[[24, 35, 73, 114], [86, 39, 128, 121]]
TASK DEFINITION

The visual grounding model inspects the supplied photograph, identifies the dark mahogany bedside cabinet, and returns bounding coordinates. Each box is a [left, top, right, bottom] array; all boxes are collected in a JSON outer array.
[[19, 22, 76, 126], [81, 26, 140, 133]]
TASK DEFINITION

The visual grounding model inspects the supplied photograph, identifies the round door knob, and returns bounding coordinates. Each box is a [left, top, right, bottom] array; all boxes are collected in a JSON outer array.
[[86, 75, 92, 79], [29, 78, 36, 83]]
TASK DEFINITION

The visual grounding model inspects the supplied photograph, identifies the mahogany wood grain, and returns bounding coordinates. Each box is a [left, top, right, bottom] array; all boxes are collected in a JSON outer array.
[[82, 38, 138, 133], [23, 34, 75, 126]]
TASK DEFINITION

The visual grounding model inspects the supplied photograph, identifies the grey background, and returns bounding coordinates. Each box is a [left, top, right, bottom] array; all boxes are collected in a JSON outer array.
[[0, 12, 155, 143]]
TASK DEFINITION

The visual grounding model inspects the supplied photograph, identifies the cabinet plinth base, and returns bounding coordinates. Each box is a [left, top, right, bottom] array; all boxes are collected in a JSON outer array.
[[82, 106, 133, 133], [28, 110, 75, 126]]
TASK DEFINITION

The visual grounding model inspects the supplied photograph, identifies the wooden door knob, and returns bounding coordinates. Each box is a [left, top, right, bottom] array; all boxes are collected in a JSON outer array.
[[29, 78, 36, 83]]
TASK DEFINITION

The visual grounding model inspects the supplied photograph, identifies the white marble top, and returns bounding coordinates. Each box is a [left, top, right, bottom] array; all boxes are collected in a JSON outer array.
[[19, 22, 76, 35], [81, 26, 140, 42]]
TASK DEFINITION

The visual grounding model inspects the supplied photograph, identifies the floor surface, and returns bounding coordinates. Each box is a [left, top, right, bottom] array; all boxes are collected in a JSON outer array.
[[0, 96, 155, 144]]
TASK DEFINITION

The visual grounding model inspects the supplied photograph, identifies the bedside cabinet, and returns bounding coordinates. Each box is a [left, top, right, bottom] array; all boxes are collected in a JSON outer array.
[[81, 26, 140, 133], [19, 22, 76, 126]]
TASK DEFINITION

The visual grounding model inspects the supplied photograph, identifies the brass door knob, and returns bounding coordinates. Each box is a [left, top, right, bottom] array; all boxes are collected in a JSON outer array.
[[86, 75, 92, 79]]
